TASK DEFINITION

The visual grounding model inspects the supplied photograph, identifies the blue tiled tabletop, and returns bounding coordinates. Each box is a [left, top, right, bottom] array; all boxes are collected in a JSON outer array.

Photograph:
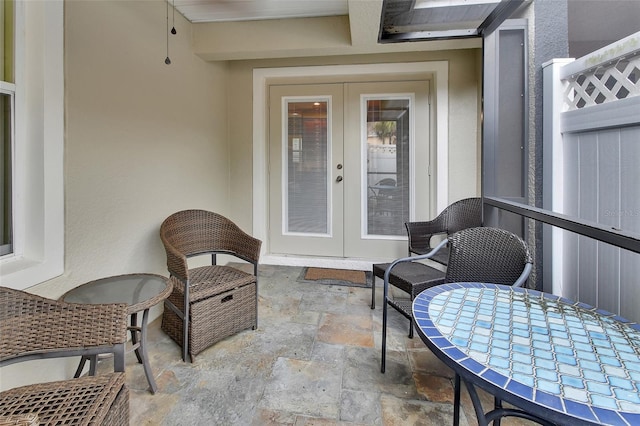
[[413, 283, 640, 426]]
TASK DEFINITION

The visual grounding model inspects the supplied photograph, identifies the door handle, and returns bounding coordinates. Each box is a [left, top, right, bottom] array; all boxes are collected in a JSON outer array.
[[336, 175, 343, 183]]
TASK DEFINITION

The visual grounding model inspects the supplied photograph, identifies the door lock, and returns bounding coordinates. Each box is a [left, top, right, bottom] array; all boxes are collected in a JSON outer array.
[[337, 164, 343, 170], [336, 176, 343, 183]]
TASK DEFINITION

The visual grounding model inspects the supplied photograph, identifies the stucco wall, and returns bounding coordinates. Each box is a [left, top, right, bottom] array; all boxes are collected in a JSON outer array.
[[1, 0, 229, 390]]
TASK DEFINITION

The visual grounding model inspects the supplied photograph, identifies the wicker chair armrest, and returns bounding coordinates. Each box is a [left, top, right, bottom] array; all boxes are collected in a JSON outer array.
[[383, 239, 449, 285], [406, 198, 482, 254], [228, 232, 262, 267], [0, 287, 128, 366], [161, 237, 190, 281], [513, 262, 533, 287], [405, 218, 447, 252]]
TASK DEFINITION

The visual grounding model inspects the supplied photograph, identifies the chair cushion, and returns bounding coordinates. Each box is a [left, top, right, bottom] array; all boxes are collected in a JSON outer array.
[[171, 265, 256, 305]]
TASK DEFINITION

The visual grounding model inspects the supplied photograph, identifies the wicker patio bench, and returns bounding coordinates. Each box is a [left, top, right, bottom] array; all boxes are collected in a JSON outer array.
[[0, 286, 129, 425]]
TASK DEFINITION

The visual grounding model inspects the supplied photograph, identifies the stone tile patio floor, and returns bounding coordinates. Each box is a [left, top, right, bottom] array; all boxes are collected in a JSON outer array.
[[120, 264, 536, 425]]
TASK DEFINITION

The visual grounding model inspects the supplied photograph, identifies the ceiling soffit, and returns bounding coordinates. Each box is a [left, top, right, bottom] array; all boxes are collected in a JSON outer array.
[[173, 0, 499, 61], [173, 0, 349, 23], [379, 0, 529, 43]]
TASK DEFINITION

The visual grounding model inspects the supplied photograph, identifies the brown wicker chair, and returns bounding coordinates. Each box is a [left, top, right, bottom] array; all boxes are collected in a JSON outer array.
[[380, 227, 532, 372], [160, 210, 262, 362], [0, 286, 129, 425], [370, 197, 482, 314], [405, 197, 482, 265]]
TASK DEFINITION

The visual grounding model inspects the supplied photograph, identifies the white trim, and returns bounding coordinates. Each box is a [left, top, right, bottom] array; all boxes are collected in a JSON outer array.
[[543, 58, 573, 297], [559, 31, 640, 80], [0, 1, 64, 289], [253, 62, 449, 266], [260, 254, 377, 272]]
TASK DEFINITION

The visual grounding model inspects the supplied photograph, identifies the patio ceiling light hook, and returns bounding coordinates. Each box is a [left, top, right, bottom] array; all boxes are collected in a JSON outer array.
[[165, 0, 171, 64], [171, 0, 177, 35]]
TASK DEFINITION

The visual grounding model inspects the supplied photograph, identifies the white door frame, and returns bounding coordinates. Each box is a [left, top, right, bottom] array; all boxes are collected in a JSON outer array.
[[253, 62, 449, 269]]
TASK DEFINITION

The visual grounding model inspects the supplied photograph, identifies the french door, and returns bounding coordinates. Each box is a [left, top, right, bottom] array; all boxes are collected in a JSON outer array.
[[268, 80, 430, 259]]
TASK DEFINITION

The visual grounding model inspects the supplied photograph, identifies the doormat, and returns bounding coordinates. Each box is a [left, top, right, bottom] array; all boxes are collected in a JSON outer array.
[[298, 267, 371, 288]]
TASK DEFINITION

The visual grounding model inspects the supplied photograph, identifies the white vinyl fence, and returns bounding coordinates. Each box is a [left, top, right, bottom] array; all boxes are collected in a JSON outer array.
[[543, 32, 640, 321]]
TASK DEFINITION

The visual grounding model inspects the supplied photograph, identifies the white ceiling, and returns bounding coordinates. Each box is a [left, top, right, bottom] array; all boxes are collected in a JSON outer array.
[[172, 0, 640, 51], [172, 0, 349, 23], [172, 0, 518, 43]]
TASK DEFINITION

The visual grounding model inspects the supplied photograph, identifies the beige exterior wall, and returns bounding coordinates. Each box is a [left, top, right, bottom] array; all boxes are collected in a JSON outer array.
[[227, 50, 482, 230], [1, 1, 228, 389], [60, 0, 229, 288], [56, 0, 228, 293]]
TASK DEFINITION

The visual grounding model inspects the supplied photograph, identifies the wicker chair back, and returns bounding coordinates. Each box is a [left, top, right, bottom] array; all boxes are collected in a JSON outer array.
[[443, 197, 483, 234], [0, 287, 129, 425], [160, 209, 261, 281], [445, 227, 533, 286], [0, 286, 128, 367]]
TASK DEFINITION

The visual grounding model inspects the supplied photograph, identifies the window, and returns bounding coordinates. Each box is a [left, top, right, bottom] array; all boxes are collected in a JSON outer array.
[[0, 1, 64, 289], [1, 0, 15, 257], [0, 92, 11, 256]]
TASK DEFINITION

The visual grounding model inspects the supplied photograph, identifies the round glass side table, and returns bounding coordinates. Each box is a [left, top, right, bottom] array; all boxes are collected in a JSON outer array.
[[61, 273, 172, 394]]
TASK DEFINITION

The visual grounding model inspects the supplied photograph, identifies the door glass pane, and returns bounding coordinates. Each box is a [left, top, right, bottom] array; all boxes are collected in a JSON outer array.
[[284, 99, 329, 235], [2, 0, 15, 83], [365, 97, 410, 237], [1, 93, 12, 255]]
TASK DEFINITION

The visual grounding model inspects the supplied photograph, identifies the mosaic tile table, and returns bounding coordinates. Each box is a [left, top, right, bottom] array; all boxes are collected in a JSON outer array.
[[413, 282, 640, 426]]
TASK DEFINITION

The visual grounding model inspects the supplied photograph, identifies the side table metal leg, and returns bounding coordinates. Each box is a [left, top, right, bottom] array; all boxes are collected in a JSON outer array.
[[73, 355, 98, 377], [140, 308, 158, 394], [74, 356, 88, 378], [88, 355, 98, 376], [129, 312, 143, 364]]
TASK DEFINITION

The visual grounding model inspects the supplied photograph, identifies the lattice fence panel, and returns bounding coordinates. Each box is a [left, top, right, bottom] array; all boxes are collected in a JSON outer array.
[[563, 53, 640, 110]]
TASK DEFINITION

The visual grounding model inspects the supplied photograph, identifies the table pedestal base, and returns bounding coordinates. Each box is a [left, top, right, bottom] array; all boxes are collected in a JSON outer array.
[[453, 374, 556, 426]]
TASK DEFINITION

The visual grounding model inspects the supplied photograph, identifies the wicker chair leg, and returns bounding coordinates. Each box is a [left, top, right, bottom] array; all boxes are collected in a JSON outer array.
[[370, 267, 376, 309], [182, 280, 190, 363], [381, 272, 391, 373]]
